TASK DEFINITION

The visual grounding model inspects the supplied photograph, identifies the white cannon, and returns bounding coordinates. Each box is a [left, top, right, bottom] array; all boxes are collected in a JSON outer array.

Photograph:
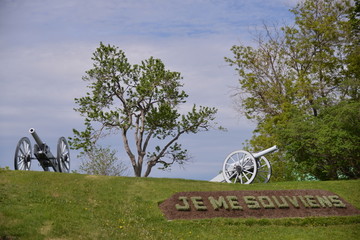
[[210, 145, 278, 184]]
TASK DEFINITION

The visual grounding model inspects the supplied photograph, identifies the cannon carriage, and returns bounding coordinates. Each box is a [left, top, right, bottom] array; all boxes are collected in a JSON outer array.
[[210, 145, 278, 184], [14, 128, 70, 172]]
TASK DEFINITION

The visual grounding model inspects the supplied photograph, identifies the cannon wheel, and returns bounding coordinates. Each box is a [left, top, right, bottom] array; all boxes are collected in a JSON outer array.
[[252, 156, 272, 183], [222, 150, 257, 184], [57, 137, 70, 173], [14, 137, 32, 170]]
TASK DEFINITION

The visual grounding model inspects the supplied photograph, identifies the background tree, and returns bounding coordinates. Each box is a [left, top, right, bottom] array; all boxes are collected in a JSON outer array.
[[345, 0, 360, 100], [226, 0, 359, 180], [277, 101, 360, 180], [70, 43, 219, 177], [79, 145, 129, 176]]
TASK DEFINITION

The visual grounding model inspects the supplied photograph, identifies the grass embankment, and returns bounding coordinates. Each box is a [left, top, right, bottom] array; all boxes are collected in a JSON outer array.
[[0, 169, 359, 240]]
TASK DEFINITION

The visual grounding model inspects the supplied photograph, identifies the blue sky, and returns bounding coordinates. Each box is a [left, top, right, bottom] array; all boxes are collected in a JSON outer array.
[[0, 0, 298, 180]]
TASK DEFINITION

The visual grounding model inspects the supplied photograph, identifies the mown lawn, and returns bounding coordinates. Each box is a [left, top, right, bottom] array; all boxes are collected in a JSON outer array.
[[0, 169, 359, 239]]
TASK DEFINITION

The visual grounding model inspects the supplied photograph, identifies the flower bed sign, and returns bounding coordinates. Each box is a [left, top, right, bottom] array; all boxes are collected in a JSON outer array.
[[159, 190, 360, 220]]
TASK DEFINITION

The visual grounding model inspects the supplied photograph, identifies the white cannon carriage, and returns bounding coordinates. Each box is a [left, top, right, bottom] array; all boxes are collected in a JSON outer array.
[[210, 145, 278, 184]]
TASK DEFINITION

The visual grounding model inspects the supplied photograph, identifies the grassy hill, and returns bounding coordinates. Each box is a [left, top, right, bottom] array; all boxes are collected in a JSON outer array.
[[0, 169, 359, 240]]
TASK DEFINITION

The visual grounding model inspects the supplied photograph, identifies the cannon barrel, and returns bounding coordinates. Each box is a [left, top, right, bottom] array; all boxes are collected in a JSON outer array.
[[29, 128, 44, 147], [252, 145, 278, 159]]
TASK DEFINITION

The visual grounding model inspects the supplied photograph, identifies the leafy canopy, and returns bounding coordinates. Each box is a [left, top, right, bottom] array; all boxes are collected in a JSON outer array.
[[70, 43, 220, 177], [226, 0, 359, 180]]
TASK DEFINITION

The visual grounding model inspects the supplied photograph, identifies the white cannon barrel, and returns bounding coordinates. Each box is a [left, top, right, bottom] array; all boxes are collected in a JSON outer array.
[[252, 145, 278, 159], [29, 128, 44, 147]]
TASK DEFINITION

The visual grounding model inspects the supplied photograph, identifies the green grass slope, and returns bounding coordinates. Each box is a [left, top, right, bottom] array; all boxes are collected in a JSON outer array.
[[0, 169, 359, 240]]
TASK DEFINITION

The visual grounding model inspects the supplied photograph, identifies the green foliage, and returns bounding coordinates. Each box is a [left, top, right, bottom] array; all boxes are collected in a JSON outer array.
[[226, 0, 359, 180], [277, 101, 360, 180], [1, 171, 359, 239], [70, 42, 220, 177], [345, 0, 360, 100]]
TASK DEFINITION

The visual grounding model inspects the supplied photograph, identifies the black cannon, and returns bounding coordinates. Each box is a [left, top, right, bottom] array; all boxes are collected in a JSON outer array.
[[14, 128, 70, 172]]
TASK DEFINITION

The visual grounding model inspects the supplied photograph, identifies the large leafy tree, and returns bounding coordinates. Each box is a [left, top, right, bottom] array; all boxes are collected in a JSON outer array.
[[226, 0, 359, 180], [70, 43, 219, 177], [346, 0, 360, 100]]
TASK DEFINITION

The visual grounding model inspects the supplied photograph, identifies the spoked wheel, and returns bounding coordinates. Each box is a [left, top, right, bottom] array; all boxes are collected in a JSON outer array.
[[14, 137, 32, 170], [222, 150, 257, 184], [57, 137, 70, 173], [252, 156, 272, 183]]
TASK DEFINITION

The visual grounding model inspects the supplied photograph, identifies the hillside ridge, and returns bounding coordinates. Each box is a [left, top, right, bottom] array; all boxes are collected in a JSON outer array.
[[1, 170, 359, 239]]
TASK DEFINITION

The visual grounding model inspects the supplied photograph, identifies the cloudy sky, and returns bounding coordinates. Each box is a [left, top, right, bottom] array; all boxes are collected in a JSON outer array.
[[0, 0, 298, 180]]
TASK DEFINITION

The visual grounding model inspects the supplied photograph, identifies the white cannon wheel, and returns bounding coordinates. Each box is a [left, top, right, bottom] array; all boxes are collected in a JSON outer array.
[[253, 156, 272, 183], [14, 137, 32, 170], [57, 137, 70, 173], [222, 150, 257, 184]]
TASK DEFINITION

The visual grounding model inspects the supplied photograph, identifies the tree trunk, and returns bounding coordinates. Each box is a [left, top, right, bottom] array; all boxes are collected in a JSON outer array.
[[143, 161, 156, 177], [133, 163, 142, 177], [121, 129, 139, 176]]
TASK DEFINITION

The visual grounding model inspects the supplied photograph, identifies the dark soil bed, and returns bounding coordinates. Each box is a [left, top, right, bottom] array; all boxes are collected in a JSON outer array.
[[159, 189, 360, 220]]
